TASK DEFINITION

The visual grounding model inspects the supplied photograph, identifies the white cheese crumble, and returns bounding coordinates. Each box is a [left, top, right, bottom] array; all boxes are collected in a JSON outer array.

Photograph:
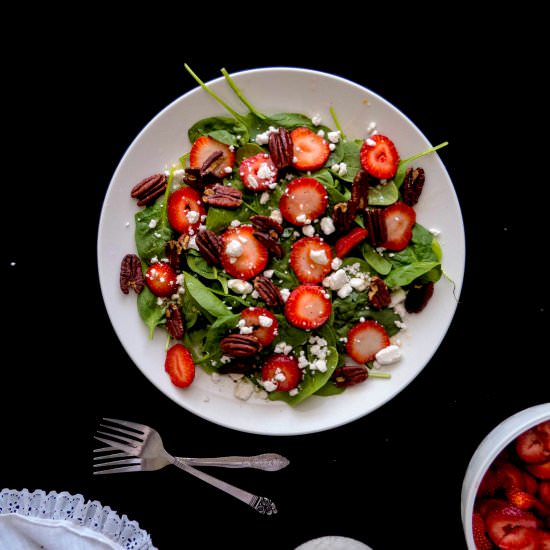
[[301, 224, 314, 237], [234, 378, 255, 401], [289, 388, 299, 396], [350, 277, 369, 291], [429, 227, 441, 237], [366, 137, 377, 146], [327, 130, 341, 143], [295, 214, 308, 223], [230, 219, 241, 227], [323, 269, 348, 290], [257, 162, 276, 180], [227, 279, 253, 295], [148, 219, 157, 228], [186, 210, 200, 224], [331, 257, 343, 270], [337, 283, 353, 299], [262, 380, 278, 392], [331, 162, 347, 177], [280, 288, 291, 302], [224, 166, 233, 174], [263, 269, 274, 278], [310, 248, 330, 266], [258, 315, 273, 328], [375, 345, 401, 365], [187, 235, 199, 251], [225, 239, 243, 258], [255, 126, 277, 145], [270, 209, 283, 225], [320, 217, 335, 235], [366, 121, 377, 134], [329, 143, 336, 151], [260, 191, 270, 204], [274, 341, 292, 354], [311, 114, 322, 126], [317, 129, 325, 137]]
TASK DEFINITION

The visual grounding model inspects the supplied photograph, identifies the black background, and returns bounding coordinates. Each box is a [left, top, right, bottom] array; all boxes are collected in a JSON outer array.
[[4, 13, 548, 550]]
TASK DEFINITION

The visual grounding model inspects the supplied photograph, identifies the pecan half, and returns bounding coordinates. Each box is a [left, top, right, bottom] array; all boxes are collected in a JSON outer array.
[[200, 150, 224, 177], [250, 214, 284, 236], [202, 184, 243, 209], [268, 127, 293, 169], [165, 303, 185, 340], [402, 167, 425, 206], [363, 208, 387, 247], [220, 334, 262, 357], [131, 174, 167, 207], [120, 254, 145, 295], [331, 365, 369, 387], [253, 231, 284, 259], [405, 281, 434, 313], [165, 239, 184, 270], [350, 169, 375, 211], [195, 229, 223, 266], [368, 276, 391, 310], [254, 276, 284, 307], [332, 202, 357, 233]]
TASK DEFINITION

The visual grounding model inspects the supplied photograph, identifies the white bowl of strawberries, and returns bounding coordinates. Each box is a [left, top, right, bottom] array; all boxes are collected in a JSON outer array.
[[461, 403, 550, 549]]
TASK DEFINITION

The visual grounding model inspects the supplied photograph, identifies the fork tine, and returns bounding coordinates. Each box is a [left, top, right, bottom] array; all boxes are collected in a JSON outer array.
[[96, 430, 141, 447], [93, 457, 141, 469], [102, 418, 147, 432], [93, 464, 142, 475], [99, 423, 144, 441], [93, 436, 140, 456], [93, 450, 130, 460]]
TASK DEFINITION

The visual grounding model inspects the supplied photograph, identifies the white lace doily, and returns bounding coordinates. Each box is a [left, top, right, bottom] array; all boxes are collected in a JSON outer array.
[[0, 488, 157, 550]]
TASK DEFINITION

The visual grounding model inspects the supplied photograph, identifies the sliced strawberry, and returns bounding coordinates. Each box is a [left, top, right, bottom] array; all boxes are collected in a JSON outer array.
[[239, 153, 278, 191], [486, 505, 540, 545], [360, 134, 399, 179], [516, 427, 550, 463], [189, 135, 235, 178], [472, 512, 493, 550], [239, 307, 278, 346], [261, 353, 302, 392], [145, 262, 178, 298], [506, 489, 544, 512], [381, 201, 416, 251], [290, 127, 330, 171], [165, 343, 195, 388], [279, 177, 328, 226], [497, 526, 539, 550], [536, 421, 550, 452], [495, 462, 527, 493], [290, 237, 333, 284], [220, 225, 269, 280], [539, 482, 550, 507], [476, 498, 508, 519], [284, 284, 332, 330], [167, 186, 206, 235], [335, 227, 370, 258], [524, 472, 539, 495], [345, 320, 390, 364], [478, 468, 502, 498], [527, 460, 550, 481], [538, 529, 550, 549]]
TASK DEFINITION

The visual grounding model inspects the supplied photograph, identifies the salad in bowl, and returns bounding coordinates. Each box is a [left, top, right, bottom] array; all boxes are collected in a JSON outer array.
[[119, 66, 448, 407]]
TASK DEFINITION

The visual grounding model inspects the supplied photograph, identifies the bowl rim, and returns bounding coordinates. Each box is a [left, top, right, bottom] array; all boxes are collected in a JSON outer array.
[[461, 402, 550, 548]]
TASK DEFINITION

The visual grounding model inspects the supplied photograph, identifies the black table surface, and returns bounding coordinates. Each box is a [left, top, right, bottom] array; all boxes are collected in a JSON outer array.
[[4, 18, 548, 550]]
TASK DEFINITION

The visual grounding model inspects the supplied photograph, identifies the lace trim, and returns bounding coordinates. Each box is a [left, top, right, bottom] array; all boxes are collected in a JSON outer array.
[[0, 488, 157, 550]]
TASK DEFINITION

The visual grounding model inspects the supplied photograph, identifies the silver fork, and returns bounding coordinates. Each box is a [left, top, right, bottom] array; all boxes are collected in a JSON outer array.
[[93, 418, 280, 515]]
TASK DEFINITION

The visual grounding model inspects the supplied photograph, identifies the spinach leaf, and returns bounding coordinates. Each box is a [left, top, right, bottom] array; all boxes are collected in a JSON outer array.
[[268, 346, 339, 406], [384, 261, 440, 288], [332, 140, 362, 183], [188, 116, 248, 145], [180, 286, 200, 330], [236, 143, 265, 163], [137, 285, 165, 338], [314, 169, 349, 203], [362, 243, 392, 275], [183, 327, 211, 369], [183, 272, 232, 320], [134, 197, 174, 263], [267, 112, 316, 130], [273, 315, 310, 348], [205, 204, 253, 233], [368, 181, 398, 206], [315, 382, 345, 397], [202, 314, 241, 365]]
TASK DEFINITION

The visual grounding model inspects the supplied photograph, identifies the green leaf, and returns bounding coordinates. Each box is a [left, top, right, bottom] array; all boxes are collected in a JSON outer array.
[[187, 116, 248, 145], [134, 197, 174, 263], [384, 260, 440, 288], [186, 252, 220, 280], [331, 140, 362, 182], [268, 112, 316, 129], [314, 382, 345, 397], [273, 315, 309, 348], [202, 314, 241, 364], [205, 204, 252, 233], [269, 346, 339, 406], [183, 272, 232, 319], [236, 143, 265, 164], [137, 285, 165, 339], [362, 243, 392, 275], [368, 181, 398, 206]]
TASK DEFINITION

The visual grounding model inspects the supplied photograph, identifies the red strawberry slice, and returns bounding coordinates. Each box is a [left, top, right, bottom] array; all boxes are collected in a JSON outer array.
[[290, 237, 333, 284], [538, 529, 550, 549], [524, 472, 539, 495], [472, 512, 493, 550], [539, 482, 550, 507], [536, 421, 550, 452], [239, 153, 278, 191], [335, 227, 370, 258], [498, 526, 539, 550], [261, 353, 302, 393], [239, 307, 278, 346], [279, 177, 328, 226], [165, 344, 195, 388], [167, 186, 206, 235], [381, 201, 416, 251], [284, 284, 332, 330], [220, 225, 269, 280], [290, 127, 330, 171], [360, 134, 399, 179], [189, 135, 235, 178], [527, 460, 550, 481], [506, 489, 550, 515], [495, 462, 527, 493], [486, 505, 540, 545], [145, 262, 178, 297], [346, 320, 390, 364], [516, 427, 550, 463]]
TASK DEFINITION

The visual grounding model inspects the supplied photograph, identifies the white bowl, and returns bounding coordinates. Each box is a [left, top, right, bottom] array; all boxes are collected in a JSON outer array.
[[461, 402, 550, 548]]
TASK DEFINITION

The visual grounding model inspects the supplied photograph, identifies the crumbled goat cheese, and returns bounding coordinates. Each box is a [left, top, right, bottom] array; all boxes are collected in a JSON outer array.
[[257, 162, 276, 180], [280, 288, 291, 302], [429, 227, 441, 237], [225, 239, 243, 258], [337, 283, 353, 299], [323, 269, 348, 290], [260, 191, 270, 204], [263, 269, 274, 278], [296, 214, 308, 223], [331, 162, 347, 177], [289, 388, 299, 396], [329, 143, 336, 151], [302, 224, 315, 237], [270, 209, 283, 224], [148, 219, 157, 228], [234, 378, 255, 401], [390, 288, 407, 306], [366, 137, 377, 146], [227, 279, 253, 295], [327, 130, 341, 143], [310, 248, 330, 265], [255, 126, 277, 145], [320, 216, 335, 235], [220, 355, 231, 364], [375, 345, 401, 365], [274, 341, 292, 354], [331, 257, 343, 270], [317, 129, 325, 137], [311, 114, 322, 126], [230, 219, 241, 227], [186, 210, 200, 224], [187, 235, 199, 251], [366, 121, 377, 134], [350, 276, 369, 291], [224, 166, 232, 174], [259, 315, 273, 328]]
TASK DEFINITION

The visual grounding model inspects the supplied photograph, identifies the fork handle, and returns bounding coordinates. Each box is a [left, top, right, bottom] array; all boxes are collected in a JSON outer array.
[[171, 457, 277, 515], [176, 453, 289, 471]]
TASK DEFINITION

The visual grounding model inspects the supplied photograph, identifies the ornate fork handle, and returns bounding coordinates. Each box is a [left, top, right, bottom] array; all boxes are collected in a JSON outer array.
[[177, 453, 289, 472], [171, 457, 277, 515]]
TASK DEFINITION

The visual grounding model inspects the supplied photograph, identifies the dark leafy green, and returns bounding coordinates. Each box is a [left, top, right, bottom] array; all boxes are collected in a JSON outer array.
[[137, 285, 165, 338], [187, 116, 248, 146], [183, 272, 232, 320], [134, 197, 174, 263]]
